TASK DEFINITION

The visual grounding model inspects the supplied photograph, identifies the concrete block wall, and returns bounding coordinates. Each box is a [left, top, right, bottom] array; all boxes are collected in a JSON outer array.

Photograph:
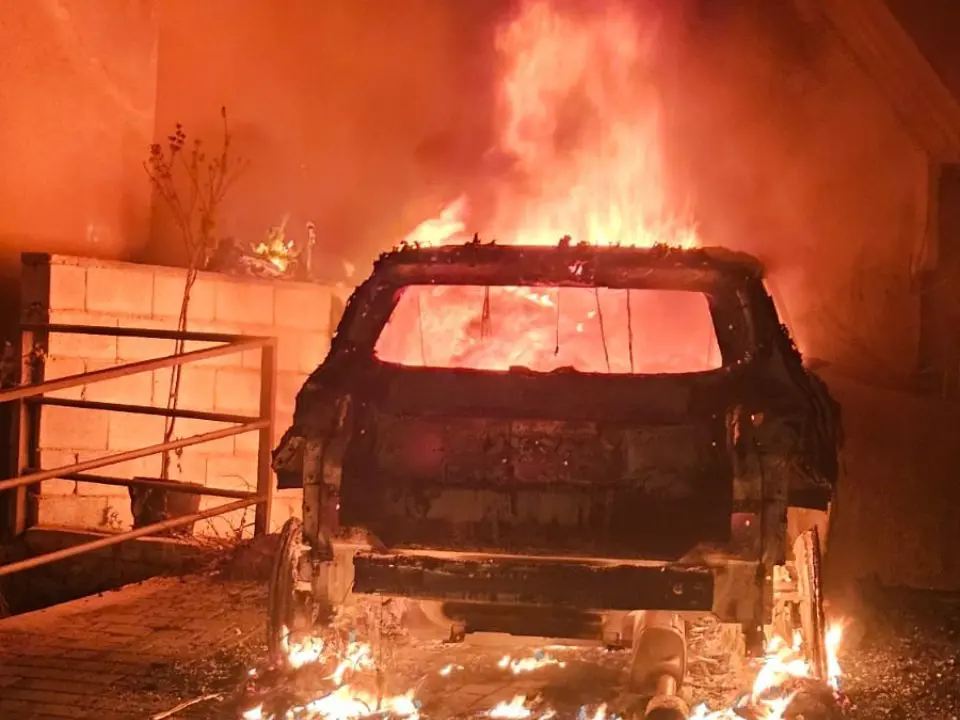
[[20, 254, 346, 539]]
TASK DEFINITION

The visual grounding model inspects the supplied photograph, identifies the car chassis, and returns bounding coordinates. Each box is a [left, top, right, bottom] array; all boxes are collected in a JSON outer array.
[[269, 240, 841, 717]]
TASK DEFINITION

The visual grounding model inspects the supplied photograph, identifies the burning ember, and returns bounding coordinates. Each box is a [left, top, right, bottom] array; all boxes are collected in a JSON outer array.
[[687, 621, 847, 719], [241, 626, 420, 720], [251, 221, 298, 273], [239, 620, 846, 719], [498, 652, 566, 674]]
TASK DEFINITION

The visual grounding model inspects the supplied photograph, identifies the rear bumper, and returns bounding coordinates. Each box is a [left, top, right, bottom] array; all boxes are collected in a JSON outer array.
[[352, 552, 718, 613]]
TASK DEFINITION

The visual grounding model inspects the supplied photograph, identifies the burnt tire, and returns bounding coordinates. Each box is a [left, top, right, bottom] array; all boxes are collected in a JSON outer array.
[[793, 524, 828, 680], [267, 517, 308, 665]]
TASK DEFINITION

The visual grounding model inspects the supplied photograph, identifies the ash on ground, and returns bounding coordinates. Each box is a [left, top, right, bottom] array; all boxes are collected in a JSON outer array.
[[838, 580, 960, 719]]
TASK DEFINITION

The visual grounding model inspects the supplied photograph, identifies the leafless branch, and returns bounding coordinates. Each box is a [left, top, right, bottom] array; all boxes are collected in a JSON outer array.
[[143, 108, 247, 482]]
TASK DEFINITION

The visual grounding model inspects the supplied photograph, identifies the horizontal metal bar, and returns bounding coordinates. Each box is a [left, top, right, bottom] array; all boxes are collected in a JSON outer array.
[[22, 323, 273, 344], [0, 496, 264, 577], [0, 419, 268, 492], [57, 472, 257, 500], [0, 336, 276, 404], [31, 397, 260, 425]]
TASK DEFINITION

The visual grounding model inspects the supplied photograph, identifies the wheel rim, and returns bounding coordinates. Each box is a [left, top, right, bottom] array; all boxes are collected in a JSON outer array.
[[267, 517, 303, 664], [793, 525, 828, 680]]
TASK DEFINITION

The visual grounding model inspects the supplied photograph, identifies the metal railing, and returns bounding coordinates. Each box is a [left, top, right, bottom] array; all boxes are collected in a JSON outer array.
[[0, 323, 277, 577]]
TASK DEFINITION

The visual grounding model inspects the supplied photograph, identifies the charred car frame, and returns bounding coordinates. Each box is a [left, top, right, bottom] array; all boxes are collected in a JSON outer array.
[[269, 240, 841, 713]]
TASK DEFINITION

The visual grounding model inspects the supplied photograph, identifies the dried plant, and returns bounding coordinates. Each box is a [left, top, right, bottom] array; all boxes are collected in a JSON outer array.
[[145, 107, 248, 480]]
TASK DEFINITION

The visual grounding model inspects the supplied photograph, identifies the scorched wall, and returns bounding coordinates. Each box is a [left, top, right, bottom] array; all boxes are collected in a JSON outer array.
[[20, 253, 342, 538]]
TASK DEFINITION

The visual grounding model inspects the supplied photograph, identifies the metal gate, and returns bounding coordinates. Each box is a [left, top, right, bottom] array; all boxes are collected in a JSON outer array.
[[0, 322, 277, 577]]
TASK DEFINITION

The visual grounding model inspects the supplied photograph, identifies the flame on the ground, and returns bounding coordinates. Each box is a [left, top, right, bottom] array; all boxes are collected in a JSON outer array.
[[488, 695, 533, 719], [689, 620, 846, 719], [825, 621, 845, 691], [242, 619, 845, 719], [498, 652, 566, 674], [488, 696, 610, 720], [282, 627, 325, 669], [243, 626, 419, 720]]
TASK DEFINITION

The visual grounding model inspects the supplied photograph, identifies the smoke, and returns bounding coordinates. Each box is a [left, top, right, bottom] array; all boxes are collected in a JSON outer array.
[[669, 1, 927, 370], [149, 0, 505, 270]]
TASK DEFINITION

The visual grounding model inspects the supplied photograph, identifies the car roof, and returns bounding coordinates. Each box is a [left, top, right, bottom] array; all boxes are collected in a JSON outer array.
[[370, 239, 766, 281]]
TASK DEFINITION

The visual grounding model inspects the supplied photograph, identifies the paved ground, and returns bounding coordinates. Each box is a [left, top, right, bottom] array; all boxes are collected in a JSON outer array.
[[0, 575, 266, 719], [0, 563, 956, 719]]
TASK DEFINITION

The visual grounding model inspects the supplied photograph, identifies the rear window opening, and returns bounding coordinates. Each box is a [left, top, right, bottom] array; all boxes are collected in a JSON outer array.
[[374, 284, 723, 375]]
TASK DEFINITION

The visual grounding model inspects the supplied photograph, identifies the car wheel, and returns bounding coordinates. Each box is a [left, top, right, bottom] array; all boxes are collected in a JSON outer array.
[[267, 517, 315, 665], [769, 525, 829, 680]]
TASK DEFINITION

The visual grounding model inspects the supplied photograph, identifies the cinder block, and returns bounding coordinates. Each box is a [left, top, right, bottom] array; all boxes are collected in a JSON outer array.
[[270, 490, 303, 532], [206, 454, 258, 492], [330, 286, 351, 328], [214, 368, 262, 413], [215, 279, 274, 325], [274, 284, 330, 332], [84, 360, 154, 406], [156, 319, 247, 369], [41, 478, 80, 496], [152, 365, 218, 411], [153, 273, 216, 322], [230, 327, 277, 373], [194, 500, 255, 540], [106, 412, 165, 451], [275, 332, 299, 373], [39, 406, 110, 451], [241, 348, 262, 369], [183, 338, 245, 369], [235, 409, 291, 454], [115, 317, 179, 361], [298, 331, 330, 373], [163, 449, 208, 485], [169, 417, 235, 454], [37, 449, 150, 497], [46, 311, 119, 360], [274, 330, 329, 374], [86, 265, 155, 316], [276, 372, 307, 414], [42, 357, 87, 400], [34, 495, 133, 532], [48, 264, 87, 311]]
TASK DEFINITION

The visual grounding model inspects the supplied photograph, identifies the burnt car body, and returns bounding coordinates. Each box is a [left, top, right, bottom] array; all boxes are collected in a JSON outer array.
[[271, 241, 841, 673]]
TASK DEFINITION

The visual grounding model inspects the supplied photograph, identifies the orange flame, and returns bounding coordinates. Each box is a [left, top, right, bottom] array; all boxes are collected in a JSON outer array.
[[393, 0, 701, 372], [689, 621, 846, 719]]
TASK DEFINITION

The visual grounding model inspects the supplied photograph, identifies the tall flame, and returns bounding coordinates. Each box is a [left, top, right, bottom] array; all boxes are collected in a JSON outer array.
[[393, 0, 702, 372], [406, 0, 695, 249]]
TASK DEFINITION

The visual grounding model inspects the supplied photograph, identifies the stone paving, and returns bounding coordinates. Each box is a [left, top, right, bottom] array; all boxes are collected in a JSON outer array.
[[0, 572, 654, 719], [0, 575, 267, 719], [0, 571, 739, 719]]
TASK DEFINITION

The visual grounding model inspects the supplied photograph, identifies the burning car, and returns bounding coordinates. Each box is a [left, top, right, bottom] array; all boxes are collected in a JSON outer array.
[[270, 239, 841, 718]]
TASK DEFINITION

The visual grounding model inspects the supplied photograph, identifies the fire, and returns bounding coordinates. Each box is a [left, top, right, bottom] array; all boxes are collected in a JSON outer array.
[[392, 0, 704, 373], [825, 621, 845, 691], [406, 1, 694, 250], [688, 620, 847, 719], [498, 652, 566, 674], [242, 623, 845, 718], [252, 221, 297, 273], [488, 695, 535, 719], [244, 629, 419, 719]]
